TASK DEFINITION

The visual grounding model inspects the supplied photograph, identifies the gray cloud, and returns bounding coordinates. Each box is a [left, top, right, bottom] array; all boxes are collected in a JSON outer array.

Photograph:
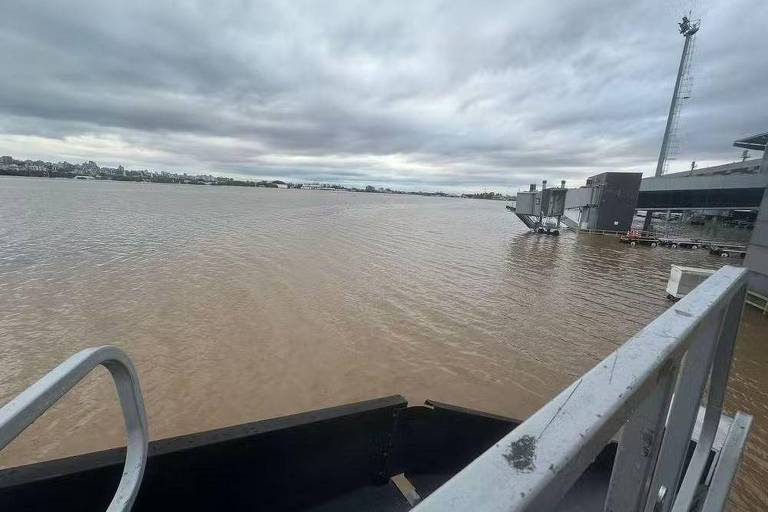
[[0, 0, 766, 192]]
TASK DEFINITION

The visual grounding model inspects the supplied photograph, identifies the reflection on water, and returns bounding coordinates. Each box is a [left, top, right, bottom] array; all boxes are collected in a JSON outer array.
[[0, 176, 765, 509]]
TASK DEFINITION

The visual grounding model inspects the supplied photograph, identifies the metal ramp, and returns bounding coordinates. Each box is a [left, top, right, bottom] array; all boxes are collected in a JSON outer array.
[[505, 205, 564, 233], [560, 215, 579, 230], [506, 205, 539, 229]]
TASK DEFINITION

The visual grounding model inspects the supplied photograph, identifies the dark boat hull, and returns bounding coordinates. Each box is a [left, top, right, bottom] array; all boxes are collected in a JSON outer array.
[[1, 396, 541, 511]]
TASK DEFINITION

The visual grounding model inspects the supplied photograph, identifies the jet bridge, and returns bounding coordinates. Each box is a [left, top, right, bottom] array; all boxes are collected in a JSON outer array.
[[507, 173, 641, 234], [510, 182, 567, 235], [568, 172, 642, 232]]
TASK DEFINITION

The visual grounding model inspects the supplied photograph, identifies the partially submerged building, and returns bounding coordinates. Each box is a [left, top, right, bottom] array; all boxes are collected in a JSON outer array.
[[638, 132, 768, 294], [737, 132, 768, 294], [564, 172, 642, 232]]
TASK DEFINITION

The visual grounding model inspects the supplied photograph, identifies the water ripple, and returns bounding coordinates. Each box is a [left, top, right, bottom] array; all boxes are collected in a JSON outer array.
[[0, 177, 764, 509]]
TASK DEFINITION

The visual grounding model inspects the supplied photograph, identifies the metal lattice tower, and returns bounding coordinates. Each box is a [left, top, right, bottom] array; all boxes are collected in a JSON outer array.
[[664, 32, 697, 173], [655, 15, 700, 177]]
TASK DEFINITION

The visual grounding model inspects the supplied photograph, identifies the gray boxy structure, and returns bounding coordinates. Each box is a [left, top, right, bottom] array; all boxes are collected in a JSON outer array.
[[512, 172, 642, 234], [514, 190, 540, 217], [510, 182, 568, 235], [572, 172, 642, 232], [737, 131, 768, 295], [541, 187, 567, 218]]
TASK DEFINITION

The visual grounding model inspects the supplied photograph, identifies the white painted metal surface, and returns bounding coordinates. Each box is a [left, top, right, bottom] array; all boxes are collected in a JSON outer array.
[[746, 289, 768, 315], [0, 346, 148, 512], [414, 265, 751, 512], [670, 285, 743, 512], [666, 265, 715, 299], [564, 187, 597, 209], [701, 412, 753, 512]]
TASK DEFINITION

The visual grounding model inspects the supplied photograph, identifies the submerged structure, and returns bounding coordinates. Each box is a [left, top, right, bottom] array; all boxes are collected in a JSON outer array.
[[509, 180, 568, 235], [508, 172, 642, 234], [565, 172, 642, 232], [734, 133, 768, 294], [666, 265, 715, 300], [637, 131, 768, 294], [0, 266, 753, 511]]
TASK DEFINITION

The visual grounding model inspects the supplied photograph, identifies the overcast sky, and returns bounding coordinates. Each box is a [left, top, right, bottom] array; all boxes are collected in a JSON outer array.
[[1, 0, 766, 192]]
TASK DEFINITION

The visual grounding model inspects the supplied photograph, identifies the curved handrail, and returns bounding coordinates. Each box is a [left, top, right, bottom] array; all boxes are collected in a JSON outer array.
[[0, 346, 148, 512]]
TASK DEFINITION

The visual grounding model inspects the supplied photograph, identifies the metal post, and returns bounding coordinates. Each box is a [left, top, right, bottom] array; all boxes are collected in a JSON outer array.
[[642, 309, 726, 512], [604, 363, 678, 512], [701, 412, 753, 512], [643, 211, 653, 233], [672, 286, 746, 511], [761, 143, 768, 175]]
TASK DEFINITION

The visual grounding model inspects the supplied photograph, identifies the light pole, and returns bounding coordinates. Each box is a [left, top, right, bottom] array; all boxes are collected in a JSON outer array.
[[643, 16, 700, 232]]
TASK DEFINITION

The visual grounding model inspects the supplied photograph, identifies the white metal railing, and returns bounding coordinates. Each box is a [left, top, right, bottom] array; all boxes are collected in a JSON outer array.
[[746, 289, 768, 315], [0, 346, 148, 512], [578, 227, 639, 237], [415, 265, 751, 512]]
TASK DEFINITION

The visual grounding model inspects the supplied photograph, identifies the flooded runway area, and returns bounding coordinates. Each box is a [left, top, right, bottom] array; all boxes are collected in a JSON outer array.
[[0, 176, 766, 509]]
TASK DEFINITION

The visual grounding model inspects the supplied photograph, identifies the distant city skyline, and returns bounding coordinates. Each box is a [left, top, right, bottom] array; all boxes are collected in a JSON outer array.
[[3, 153, 518, 197], [1, 1, 766, 193], [0, 154, 260, 187]]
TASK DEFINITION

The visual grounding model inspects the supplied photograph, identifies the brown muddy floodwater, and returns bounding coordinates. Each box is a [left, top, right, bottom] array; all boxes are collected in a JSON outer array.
[[0, 176, 766, 509]]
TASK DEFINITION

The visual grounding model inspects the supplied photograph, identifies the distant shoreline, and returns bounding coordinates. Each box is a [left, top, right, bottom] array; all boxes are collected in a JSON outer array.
[[1, 173, 516, 200], [0, 169, 257, 187], [1, 155, 515, 200]]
